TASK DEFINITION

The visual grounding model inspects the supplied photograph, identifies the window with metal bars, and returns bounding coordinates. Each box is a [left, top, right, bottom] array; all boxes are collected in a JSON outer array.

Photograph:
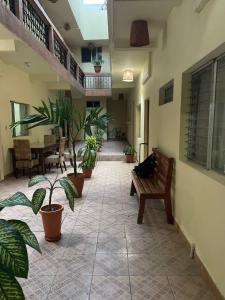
[[186, 54, 225, 174]]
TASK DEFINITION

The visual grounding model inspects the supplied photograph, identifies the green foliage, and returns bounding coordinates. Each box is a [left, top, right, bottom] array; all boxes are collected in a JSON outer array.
[[95, 132, 104, 147], [84, 107, 111, 136], [0, 195, 41, 299], [0, 193, 32, 211], [92, 54, 104, 66], [28, 175, 48, 187], [123, 144, 136, 156], [32, 188, 47, 214], [28, 175, 78, 212], [85, 135, 97, 150], [78, 144, 97, 170]]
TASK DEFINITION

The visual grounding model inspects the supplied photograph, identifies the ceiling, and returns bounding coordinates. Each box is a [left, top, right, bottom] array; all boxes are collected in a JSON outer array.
[[111, 0, 181, 87], [39, 0, 109, 49]]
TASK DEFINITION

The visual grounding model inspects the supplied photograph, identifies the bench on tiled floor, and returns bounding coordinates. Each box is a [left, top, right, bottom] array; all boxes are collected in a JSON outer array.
[[130, 148, 174, 224]]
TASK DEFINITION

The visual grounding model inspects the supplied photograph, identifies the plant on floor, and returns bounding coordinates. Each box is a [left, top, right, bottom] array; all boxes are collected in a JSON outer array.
[[77, 135, 97, 178], [95, 131, 104, 151], [10, 98, 87, 196], [0, 193, 41, 299], [28, 175, 77, 241], [123, 144, 136, 163]]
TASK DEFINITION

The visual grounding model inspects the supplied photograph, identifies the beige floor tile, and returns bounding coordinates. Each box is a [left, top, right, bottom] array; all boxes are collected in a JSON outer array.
[[90, 276, 131, 300], [97, 237, 127, 253], [94, 253, 129, 275], [130, 275, 174, 300], [168, 276, 217, 300]]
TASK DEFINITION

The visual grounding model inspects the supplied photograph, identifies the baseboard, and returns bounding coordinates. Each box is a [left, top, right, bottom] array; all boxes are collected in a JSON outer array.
[[174, 220, 225, 300]]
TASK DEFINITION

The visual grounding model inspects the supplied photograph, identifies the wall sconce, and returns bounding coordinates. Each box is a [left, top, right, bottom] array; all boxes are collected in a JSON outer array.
[[122, 69, 134, 82]]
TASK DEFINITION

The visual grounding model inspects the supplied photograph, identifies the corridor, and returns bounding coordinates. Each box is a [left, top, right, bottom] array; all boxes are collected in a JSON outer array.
[[0, 161, 216, 299]]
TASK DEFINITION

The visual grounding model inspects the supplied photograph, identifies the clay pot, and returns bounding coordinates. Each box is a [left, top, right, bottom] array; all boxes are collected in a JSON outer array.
[[126, 154, 134, 163], [94, 65, 101, 73], [67, 172, 84, 197], [82, 168, 93, 178], [40, 204, 63, 242], [97, 146, 101, 152]]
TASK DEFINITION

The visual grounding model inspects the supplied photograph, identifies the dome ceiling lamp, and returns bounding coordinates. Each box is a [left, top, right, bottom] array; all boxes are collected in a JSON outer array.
[[130, 20, 150, 47], [122, 69, 134, 82]]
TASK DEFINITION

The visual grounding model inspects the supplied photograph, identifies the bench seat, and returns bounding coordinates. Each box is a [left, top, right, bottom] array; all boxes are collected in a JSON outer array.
[[130, 148, 174, 225]]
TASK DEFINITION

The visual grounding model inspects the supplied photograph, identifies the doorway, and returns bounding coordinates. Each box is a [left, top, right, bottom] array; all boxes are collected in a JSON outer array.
[[144, 99, 150, 158]]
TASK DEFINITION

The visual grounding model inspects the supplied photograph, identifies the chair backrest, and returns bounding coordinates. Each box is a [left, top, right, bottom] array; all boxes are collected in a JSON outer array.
[[58, 137, 66, 157], [13, 140, 31, 161], [152, 148, 174, 194], [44, 135, 56, 146]]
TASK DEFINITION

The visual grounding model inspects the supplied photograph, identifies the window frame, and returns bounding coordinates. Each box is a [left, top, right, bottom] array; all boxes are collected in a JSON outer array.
[[11, 101, 29, 137], [186, 53, 225, 173], [159, 79, 174, 105]]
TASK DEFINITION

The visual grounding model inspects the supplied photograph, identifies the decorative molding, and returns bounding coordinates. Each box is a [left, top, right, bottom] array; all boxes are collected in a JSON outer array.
[[142, 52, 151, 85], [193, 0, 210, 13]]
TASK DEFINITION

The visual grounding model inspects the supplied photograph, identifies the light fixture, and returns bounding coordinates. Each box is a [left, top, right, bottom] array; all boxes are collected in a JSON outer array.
[[122, 69, 133, 82], [130, 20, 149, 47]]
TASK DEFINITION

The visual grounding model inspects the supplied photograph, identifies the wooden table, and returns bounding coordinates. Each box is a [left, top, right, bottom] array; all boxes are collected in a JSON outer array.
[[9, 143, 58, 176]]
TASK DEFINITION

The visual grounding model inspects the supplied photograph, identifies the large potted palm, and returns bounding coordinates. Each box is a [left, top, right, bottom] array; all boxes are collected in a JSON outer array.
[[10, 98, 87, 197], [78, 135, 97, 178]]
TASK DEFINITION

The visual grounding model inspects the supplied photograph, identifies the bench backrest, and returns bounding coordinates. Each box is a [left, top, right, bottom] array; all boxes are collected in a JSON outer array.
[[152, 148, 174, 194]]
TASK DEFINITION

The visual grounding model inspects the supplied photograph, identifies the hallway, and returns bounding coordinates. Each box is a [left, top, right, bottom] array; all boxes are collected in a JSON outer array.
[[0, 161, 216, 299]]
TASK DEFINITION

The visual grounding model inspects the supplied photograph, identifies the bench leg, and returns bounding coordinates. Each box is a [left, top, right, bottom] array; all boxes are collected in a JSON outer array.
[[130, 181, 136, 196], [164, 195, 174, 224], [137, 197, 146, 224]]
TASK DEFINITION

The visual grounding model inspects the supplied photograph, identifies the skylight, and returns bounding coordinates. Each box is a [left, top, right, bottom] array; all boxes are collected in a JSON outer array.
[[83, 0, 105, 5]]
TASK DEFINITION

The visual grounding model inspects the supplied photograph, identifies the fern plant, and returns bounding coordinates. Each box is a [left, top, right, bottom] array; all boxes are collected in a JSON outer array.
[[0, 193, 41, 299]]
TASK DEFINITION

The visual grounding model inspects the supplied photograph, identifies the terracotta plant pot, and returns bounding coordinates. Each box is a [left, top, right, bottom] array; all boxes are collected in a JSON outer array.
[[82, 168, 93, 178], [67, 172, 85, 197], [97, 146, 101, 152], [40, 204, 63, 242], [94, 65, 101, 73], [126, 154, 134, 163]]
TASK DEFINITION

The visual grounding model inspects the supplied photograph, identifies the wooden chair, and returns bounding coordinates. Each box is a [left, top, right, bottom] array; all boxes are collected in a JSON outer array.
[[44, 135, 56, 146], [45, 137, 66, 173], [130, 148, 174, 224], [13, 140, 39, 178]]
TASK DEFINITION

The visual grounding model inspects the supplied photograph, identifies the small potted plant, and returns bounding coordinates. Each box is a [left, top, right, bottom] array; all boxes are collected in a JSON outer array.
[[78, 136, 97, 178], [92, 55, 104, 73], [29, 175, 77, 242], [123, 144, 136, 163]]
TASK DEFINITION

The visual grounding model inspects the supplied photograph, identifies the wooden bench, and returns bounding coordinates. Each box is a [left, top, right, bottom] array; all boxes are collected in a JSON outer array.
[[130, 148, 174, 224]]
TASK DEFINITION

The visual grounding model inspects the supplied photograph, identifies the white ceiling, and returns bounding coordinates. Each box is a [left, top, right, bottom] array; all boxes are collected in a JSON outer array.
[[111, 0, 181, 87]]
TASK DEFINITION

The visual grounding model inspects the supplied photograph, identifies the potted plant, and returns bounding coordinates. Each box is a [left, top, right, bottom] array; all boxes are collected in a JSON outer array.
[[27, 175, 77, 241], [123, 144, 136, 163], [0, 192, 41, 298], [78, 135, 97, 178], [92, 55, 104, 73], [10, 98, 87, 197]]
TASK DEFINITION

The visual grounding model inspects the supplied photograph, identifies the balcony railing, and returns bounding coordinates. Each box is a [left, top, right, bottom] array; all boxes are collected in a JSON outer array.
[[85, 74, 112, 89], [0, 0, 112, 93]]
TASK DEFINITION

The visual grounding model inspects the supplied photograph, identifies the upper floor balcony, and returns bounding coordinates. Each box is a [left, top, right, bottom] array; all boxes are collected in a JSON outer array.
[[0, 0, 112, 96]]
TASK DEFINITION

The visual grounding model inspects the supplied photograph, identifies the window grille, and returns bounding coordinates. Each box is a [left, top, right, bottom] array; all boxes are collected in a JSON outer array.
[[70, 56, 77, 79]]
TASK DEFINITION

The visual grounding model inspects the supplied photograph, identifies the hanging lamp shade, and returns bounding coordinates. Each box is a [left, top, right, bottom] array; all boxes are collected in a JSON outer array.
[[130, 20, 149, 47], [122, 69, 133, 82]]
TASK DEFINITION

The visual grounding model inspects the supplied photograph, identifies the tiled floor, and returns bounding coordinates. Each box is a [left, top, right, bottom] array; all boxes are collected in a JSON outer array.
[[0, 161, 218, 299]]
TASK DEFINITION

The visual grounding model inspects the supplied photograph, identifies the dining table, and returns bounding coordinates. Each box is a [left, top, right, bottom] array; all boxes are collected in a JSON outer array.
[[9, 143, 58, 176]]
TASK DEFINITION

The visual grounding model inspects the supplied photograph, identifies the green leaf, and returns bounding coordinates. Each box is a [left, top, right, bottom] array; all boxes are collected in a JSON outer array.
[[0, 193, 32, 210], [0, 220, 28, 278], [32, 188, 46, 214], [59, 178, 77, 211], [7, 220, 41, 254], [0, 268, 25, 300], [28, 175, 48, 187]]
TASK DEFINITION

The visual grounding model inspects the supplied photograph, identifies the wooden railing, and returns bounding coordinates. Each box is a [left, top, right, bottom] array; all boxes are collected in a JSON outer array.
[[85, 74, 112, 89], [0, 0, 112, 92]]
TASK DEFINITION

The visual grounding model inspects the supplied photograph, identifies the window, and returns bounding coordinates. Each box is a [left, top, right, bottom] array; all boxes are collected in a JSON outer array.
[[159, 80, 174, 105], [186, 54, 225, 174], [86, 101, 100, 109], [11, 101, 28, 137], [81, 47, 102, 63]]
